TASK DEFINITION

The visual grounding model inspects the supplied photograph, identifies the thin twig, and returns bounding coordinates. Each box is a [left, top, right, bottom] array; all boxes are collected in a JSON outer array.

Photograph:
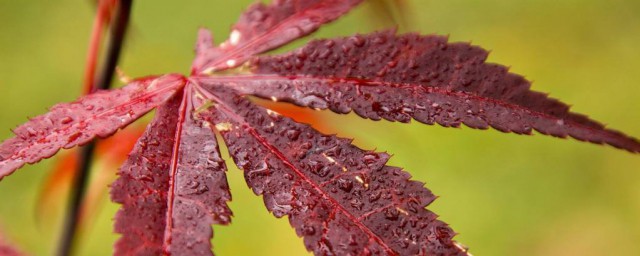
[[56, 1, 133, 255], [95, 0, 132, 92]]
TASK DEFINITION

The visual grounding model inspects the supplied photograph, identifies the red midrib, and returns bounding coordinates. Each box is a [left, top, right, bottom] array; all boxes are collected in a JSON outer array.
[[6, 76, 185, 165], [197, 74, 640, 153], [195, 85, 398, 255], [162, 85, 191, 254]]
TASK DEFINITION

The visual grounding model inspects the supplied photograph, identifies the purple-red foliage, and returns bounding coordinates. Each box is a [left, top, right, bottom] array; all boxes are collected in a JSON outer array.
[[0, 1, 638, 255], [0, 75, 185, 179]]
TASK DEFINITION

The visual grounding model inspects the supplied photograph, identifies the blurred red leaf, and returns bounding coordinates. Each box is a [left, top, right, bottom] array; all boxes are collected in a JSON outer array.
[[36, 124, 145, 230]]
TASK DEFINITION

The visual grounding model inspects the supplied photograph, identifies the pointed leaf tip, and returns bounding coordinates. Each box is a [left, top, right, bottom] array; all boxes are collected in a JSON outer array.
[[195, 28, 214, 55], [192, 0, 364, 73], [203, 30, 640, 153]]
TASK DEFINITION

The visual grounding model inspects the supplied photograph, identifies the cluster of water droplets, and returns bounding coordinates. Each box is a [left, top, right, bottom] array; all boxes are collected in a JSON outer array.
[[201, 88, 464, 255]]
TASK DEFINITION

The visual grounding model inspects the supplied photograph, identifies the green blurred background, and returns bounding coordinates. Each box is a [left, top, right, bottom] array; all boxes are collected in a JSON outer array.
[[1, 0, 640, 255]]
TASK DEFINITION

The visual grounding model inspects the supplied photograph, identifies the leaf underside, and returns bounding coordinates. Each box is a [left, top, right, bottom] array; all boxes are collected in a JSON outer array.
[[0, 74, 185, 179], [195, 86, 467, 255]]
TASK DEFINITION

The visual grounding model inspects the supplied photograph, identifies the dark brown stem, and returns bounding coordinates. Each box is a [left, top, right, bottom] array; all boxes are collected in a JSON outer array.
[[56, 1, 133, 255]]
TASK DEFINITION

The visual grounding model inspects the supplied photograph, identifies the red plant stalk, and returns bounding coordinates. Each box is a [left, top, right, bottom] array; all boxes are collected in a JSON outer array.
[[82, 0, 117, 95]]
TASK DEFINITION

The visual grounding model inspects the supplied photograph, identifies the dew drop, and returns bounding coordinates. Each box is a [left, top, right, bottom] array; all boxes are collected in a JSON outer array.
[[296, 50, 308, 60], [282, 61, 292, 70], [349, 35, 365, 47], [302, 225, 315, 236], [337, 178, 353, 192], [350, 198, 364, 210], [384, 208, 399, 220], [318, 49, 330, 59], [229, 30, 242, 46], [363, 153, 379, 165], [139, 175, 154, 183], [324, 39, 335, 47], [341, 45, 352, 54], [186, 180, 200, 189], [26, 127, 38, 137], [247, 161, 270, 178], [368, 191, 381, 202], [60, 116, 73, 124], [285, 129, 301, 140], [67, 132, 82, 143]]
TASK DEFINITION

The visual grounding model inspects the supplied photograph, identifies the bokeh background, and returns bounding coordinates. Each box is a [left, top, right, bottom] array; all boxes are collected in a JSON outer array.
[[1, 0, 640, 255]]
